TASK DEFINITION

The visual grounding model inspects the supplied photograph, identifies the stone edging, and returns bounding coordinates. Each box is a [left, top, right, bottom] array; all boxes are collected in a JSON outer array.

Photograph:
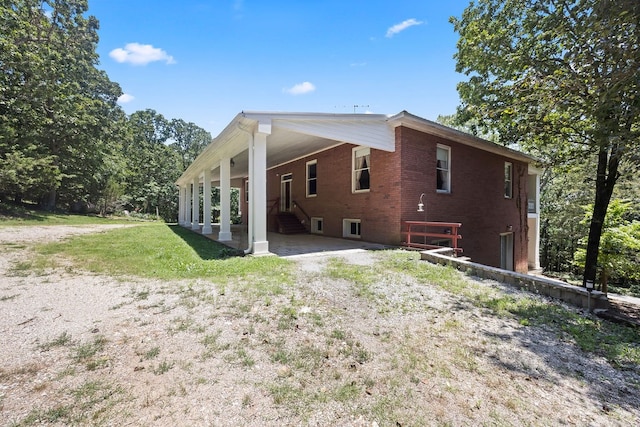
[[420, 248, 609, 311]]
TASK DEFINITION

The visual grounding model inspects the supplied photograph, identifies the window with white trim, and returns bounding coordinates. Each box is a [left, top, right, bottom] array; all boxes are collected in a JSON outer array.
[[436, 145, 451, 193], [352, 147, 370, 192], [343, 219, 361, 238], [504, 162, 513, 198], [306, 160, 317, 197], [311, 217, 323, 234]]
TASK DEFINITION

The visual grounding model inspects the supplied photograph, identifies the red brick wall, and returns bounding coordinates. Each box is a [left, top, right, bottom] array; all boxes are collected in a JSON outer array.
[[261, 126, 529, 273], [397, 126, 529, 272], [266, 144, 403, 244]]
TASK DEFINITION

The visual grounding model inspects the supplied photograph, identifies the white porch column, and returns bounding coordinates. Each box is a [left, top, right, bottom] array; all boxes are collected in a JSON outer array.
[[531, 172, 541, 269], [185, 184, 192, 228], [202, 168, 212, 235], [192, 176, 200, 230], [218, 158, 232, 241], [177, 186, 185, 225], [251, 123, 270, 255], [527, 166, 541, 270]]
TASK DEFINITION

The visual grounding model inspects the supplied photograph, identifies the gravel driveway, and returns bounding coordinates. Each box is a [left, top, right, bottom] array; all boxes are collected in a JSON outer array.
[[1, 224, 639, 426]]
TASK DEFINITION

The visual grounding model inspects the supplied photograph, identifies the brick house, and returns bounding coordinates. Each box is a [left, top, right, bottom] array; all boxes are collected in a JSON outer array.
[[176, 111, 541, 273]]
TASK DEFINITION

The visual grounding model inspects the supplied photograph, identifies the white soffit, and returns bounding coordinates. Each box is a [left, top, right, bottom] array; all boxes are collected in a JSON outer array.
[[272, 116, 396, 152]]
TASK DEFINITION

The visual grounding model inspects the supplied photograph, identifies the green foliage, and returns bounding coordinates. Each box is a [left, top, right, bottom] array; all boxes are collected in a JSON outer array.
[[452, 0, 640, 286], [574, 200, 640, 291], [0, 0, 124, 210], [0, 2, 210, 221]]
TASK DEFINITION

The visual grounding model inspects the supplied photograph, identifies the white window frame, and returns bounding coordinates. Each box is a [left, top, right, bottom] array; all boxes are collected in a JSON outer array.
[[352, 146, 371, 193], [306, 160, 317, 197], [311, 217, 323, 234], [436, 144, 451, 193], [343, 218, 361, 239], [504, 162, 513, 199]]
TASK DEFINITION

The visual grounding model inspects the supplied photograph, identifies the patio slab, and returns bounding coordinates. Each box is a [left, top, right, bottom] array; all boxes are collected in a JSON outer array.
[[192, 224, 390, 258]]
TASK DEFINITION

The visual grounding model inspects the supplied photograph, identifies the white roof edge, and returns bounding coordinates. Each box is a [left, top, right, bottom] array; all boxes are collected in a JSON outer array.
[[241, 111, 389, 121], [388, 110, 539, 164]]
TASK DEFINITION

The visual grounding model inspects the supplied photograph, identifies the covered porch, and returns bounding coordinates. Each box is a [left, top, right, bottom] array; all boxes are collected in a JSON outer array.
[[175, 111, 396, 256]]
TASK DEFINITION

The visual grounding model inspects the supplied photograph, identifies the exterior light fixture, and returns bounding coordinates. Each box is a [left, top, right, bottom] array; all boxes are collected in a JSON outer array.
[[417, 193, 425, 212], [506, 225, 513, 231], [230, 158, 235, 167]]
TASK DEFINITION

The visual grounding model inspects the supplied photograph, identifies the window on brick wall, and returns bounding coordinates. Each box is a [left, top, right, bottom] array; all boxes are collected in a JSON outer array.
[[343, 219, 361, 238], [436, 145, 450, 193], [311, 217, 323, 234], [306, 160, 317, 197], [504, 162, 513, 198], [352, 147, 370, 192]]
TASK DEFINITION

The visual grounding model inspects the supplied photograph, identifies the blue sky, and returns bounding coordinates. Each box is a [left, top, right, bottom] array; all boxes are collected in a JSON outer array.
[[90, 0, 471, 135]]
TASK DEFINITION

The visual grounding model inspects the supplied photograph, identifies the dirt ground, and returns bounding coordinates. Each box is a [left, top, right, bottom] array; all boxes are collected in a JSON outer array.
[[0, 225, 639, 426]]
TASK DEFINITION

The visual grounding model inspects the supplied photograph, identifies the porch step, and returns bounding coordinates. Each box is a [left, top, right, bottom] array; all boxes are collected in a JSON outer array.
[[277, 213, 307, 234]]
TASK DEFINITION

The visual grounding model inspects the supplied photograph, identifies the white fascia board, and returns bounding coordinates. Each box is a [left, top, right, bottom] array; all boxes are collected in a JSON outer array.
[[176, 113, 250, 186], [388, 111, 539, 164]]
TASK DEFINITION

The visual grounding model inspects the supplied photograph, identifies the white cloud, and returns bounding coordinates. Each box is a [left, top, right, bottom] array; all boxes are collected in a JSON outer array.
[[109, 43, 176, 66], [117, 93, 135, 104], [283, 81, 316, 95], [385, 18, 423, 38]]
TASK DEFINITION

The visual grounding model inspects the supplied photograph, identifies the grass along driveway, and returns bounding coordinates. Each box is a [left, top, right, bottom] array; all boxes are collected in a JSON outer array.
[[0, 223, 638, 426]]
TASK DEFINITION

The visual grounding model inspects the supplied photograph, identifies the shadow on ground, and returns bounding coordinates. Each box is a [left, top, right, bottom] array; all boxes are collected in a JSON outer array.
[[168, 224, 242, 260]]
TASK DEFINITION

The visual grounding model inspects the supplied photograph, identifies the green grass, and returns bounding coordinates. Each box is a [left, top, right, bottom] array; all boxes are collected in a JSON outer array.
[[0, 206, 135, 226], [35, 223, 293, 281]]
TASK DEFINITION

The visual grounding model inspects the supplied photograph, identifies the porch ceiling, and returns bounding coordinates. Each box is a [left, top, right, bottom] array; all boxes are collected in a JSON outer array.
[[176, 112, 395, 186]]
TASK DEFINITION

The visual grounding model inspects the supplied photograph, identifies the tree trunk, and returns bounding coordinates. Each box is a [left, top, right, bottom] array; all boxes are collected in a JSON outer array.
[[582, 145, 619, 292], [45, 188, 57, 211]]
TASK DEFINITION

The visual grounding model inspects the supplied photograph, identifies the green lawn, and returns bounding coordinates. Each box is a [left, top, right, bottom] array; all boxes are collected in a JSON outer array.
[[36, 222, 293, 283], [0, 204, 134, 226]]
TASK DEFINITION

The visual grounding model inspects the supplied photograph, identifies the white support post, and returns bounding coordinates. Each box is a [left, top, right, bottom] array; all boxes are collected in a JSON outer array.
[[218, 158, 232, 241], [532, 173, 541, 269], [178, 186, 185, 225], [251, 123, 270, 255], [202, 169, 212, 235], [185, 184, 192, 228], [192, 176, 200, 230]]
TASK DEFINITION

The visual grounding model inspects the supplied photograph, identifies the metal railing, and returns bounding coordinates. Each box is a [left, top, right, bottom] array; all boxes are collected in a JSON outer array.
[[401, 221, 463, 254]]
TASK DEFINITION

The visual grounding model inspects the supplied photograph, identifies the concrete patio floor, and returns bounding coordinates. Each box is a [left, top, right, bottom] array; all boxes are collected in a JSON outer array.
[[192, 224, 391, 258]]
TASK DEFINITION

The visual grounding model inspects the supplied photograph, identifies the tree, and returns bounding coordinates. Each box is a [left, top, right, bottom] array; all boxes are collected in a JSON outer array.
[[574, 200, 640, 293], [0, 0, 123, 209], [452, 0, 640, 290], [169, 119, 211, 171], [123, 110, 182, 221], [436, 113, 500, 143]]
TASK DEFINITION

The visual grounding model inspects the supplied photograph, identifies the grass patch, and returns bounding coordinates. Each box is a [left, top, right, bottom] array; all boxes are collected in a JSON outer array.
[[7, 258, 54, 277], [73, 335, 107, 369], [9, 380, 124, 426], [0, 205, 134, 226], [35, 223, 293, 281], [39, 331, 72, 351], [154, 359, 175, 375]]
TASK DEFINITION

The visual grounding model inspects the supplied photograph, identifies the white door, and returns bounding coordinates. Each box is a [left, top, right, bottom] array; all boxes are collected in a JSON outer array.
[[280, 173, 292, 212]]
